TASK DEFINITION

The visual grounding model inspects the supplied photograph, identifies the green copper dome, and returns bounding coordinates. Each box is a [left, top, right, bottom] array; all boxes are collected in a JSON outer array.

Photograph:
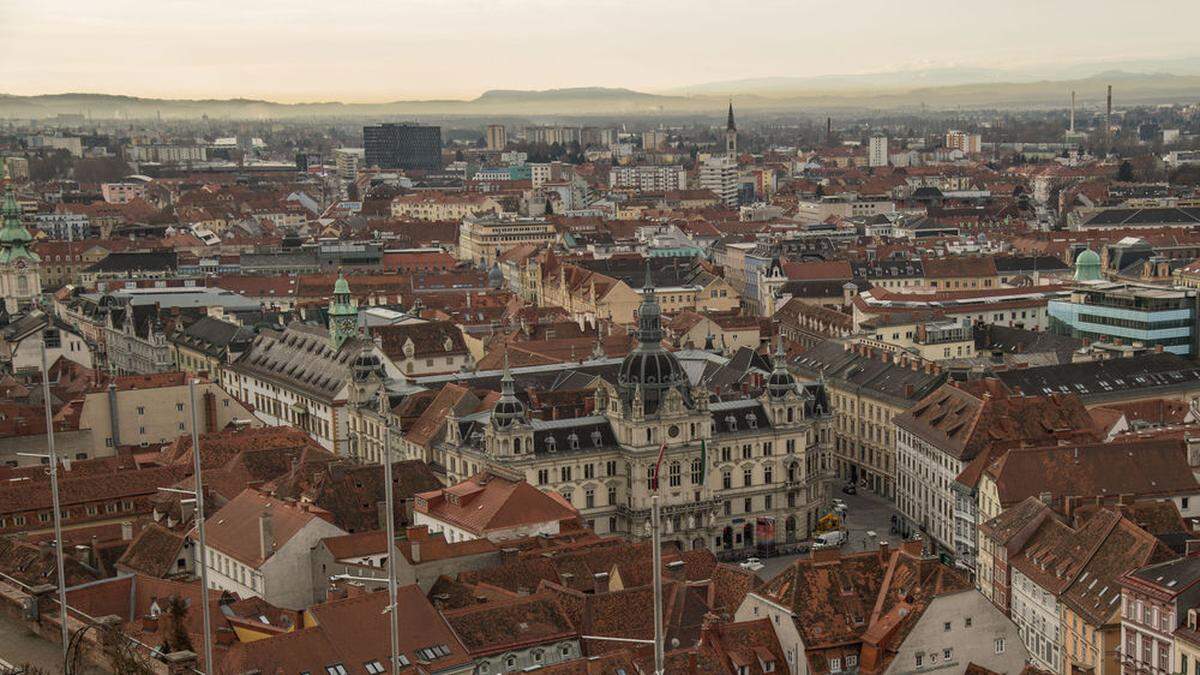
[[333, 274, 350, 296], [0, 180, 38, 265], [1073, 248, 1101, 282], [0, 184, 32, 246]]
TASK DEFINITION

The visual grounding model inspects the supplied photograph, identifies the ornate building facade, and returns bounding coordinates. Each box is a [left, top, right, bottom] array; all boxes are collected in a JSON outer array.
[[393, 273, 838, 551]]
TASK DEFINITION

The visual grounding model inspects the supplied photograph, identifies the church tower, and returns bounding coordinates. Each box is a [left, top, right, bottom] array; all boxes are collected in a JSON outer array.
[[725, 100, 737, 158], [328, 273, 358, 350], [0, 173, 41, 316]]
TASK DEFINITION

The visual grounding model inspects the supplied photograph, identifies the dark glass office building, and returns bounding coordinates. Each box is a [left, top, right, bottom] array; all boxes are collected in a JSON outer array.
[[362, 123, 442, 170]]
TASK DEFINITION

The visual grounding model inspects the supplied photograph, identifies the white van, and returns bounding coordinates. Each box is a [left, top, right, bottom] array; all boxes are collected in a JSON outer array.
[[812, 530, 847, 549]]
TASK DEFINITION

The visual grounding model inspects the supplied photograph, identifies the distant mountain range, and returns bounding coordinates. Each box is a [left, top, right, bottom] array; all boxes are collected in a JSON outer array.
[[4, 63, 1200, 120]]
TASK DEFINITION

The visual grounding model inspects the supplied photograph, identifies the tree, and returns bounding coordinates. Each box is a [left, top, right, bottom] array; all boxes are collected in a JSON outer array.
[[164, 595, 194, 654], [101, 626, 155, 674], [1117, 160, 1135, 182]]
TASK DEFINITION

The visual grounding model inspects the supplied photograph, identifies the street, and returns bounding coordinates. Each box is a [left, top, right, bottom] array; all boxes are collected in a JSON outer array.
[[755, 487, 901, 580]]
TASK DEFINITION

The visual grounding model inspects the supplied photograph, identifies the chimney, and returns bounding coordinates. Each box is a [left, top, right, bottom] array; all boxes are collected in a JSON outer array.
[[878, 541, 890, 563], [203, 390, 217, 434], [665, 559, 686, 581], [593, 571, 610, 594], [1069, 90, 1076, 134], [259, 508, 275, 560], [1188, 437, 1200, 468], [121, 521, 134, 541]]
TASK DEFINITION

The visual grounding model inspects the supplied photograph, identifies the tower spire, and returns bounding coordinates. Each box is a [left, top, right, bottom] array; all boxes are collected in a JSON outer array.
[[726, 99, 736, 131]]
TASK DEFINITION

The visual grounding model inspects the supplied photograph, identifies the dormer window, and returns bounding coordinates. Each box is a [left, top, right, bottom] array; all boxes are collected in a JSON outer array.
[[726, 415, 737, 431], [545, 437, 557, 452], [746, 413, 757, 429], [568, 433, 580, 450], [591, 430, 602, 447]]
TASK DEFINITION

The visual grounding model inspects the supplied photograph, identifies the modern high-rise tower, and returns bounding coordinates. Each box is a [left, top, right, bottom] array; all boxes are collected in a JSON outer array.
[[362, 123, 442, 171]]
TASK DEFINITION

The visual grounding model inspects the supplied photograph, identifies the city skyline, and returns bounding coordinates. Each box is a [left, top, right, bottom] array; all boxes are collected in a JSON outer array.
[[3, 0, 1200, 102]]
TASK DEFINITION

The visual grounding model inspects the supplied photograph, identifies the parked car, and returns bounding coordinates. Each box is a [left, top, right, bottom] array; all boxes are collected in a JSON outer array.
[[832, 499, 847, 514], [841, 483, 857, 495], [739, 557, 764, 572]]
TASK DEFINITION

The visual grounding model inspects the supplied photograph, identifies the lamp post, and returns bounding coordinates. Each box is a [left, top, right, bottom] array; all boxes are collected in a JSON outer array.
[[155, 379, 214, 673], [378, 393, 401, 674], [36, 342, 69, 659]]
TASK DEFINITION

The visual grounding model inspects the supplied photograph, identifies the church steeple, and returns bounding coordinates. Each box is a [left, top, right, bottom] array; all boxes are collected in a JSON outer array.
[[725, 100, 737, 158], [0, 170, 41, 315]]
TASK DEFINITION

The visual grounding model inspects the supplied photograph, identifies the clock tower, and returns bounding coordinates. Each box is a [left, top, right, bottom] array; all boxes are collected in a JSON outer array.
[[0, 174, 40, 315], [328, 273, 358, 350]]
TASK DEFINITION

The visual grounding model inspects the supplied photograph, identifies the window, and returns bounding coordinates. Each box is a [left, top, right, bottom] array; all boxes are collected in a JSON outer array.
[[137, 406, 145, 415], [915, 654, 924, 667], [943, 621, 951, 632], [691, 458, 702, 484], [669, 462, 681, 487], [608, 485, 617, 505], [537, 469, 549, 486], [585, 489, 595, 509], [764, 465, 773, 484], [994, 638, 1005, 654], [743, 467, 753, 486], [560, 466, 571, 482], [845, 655, 857, 667], [964, 617, 972, 628], [722, 471, 732, 490], [364, 661, 385, 674], [943, 648, 951, 660], [829, 658, 841, 672], [325, 666, 347, 675]]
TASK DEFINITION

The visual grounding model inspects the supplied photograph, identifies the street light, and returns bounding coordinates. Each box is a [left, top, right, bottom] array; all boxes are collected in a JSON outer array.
[[27, 342, 69, 661], [377, 391, 401, 675]]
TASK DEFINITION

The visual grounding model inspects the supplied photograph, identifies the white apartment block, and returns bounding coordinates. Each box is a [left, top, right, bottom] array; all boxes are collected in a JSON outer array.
[[609, 165, 687, 192], [699, 156, 738, 207]]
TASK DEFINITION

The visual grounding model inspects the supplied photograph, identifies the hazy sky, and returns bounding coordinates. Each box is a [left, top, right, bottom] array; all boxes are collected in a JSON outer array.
[[2, 0, 1198, 102]]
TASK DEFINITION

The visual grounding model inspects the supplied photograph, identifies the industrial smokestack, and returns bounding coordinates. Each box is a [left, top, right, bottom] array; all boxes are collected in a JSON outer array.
[[1069, 90, 1076, 133], [1105, 84, 1113, 154], [826, 117, 832, 145]]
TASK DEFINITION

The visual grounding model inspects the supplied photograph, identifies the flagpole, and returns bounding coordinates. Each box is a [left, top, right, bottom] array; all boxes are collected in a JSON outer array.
[[651, 494, 664, 675]]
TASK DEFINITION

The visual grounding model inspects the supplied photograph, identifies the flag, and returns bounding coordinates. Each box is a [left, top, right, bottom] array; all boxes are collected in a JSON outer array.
[[652, 440, 667, 492], [699, 439, 707, 484]]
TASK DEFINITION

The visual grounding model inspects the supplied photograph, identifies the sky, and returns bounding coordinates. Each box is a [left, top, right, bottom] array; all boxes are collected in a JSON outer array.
[[2, 0, 1199, 102]]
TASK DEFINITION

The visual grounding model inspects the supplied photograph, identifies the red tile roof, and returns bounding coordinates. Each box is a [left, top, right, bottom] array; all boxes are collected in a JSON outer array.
[[415, 472, 578, 537]]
